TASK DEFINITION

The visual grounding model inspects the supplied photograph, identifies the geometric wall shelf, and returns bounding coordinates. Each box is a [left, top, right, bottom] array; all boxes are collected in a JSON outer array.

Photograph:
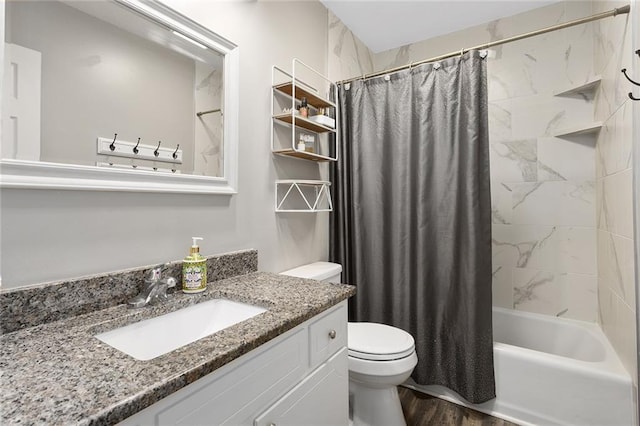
[[275, 180, 332, 212]]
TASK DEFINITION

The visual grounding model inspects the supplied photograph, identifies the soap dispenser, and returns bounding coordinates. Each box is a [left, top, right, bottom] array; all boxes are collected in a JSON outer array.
[[182, 237, 207, 293]]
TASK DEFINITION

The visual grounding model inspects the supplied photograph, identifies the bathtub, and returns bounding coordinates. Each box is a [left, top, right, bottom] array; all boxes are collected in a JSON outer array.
[[405, 307, 635, 425]]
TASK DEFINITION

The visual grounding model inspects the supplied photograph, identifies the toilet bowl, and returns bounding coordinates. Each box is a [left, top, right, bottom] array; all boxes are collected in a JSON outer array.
[[281, 262, 418, 426]]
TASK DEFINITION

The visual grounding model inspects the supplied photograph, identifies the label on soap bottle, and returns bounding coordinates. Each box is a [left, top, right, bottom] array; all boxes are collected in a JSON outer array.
[[182, 260, 207, 293]]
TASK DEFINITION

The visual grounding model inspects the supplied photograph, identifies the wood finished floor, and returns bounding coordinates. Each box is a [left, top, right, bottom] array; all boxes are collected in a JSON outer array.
[[399, 387, 519, 426]]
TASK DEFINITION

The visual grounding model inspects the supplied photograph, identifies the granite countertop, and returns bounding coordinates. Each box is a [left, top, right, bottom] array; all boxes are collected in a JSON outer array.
[[0, 272, 355, 425]]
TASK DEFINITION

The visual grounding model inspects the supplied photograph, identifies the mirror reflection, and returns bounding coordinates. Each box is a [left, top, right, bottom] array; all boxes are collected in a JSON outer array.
[[3, 0, 225, 177]]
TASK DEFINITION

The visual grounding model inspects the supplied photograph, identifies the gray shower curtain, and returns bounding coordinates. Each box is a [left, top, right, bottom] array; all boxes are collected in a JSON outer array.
[[330, 51, 495, 403]]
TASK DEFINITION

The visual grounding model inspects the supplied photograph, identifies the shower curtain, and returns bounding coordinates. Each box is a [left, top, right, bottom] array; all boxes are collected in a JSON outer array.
[[330, 51, 495, 403]]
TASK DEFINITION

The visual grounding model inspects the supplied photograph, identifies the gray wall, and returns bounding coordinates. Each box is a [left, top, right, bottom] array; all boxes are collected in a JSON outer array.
[[0, 0, 331, 288]]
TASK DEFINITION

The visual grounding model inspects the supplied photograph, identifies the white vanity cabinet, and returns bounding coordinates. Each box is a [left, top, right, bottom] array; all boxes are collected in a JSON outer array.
[[119, 301, 348, 426]]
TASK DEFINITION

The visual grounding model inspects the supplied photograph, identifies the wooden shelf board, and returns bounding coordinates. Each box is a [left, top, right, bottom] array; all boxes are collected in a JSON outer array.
[[554, 76, 601, 97], [273, 113, 336, 133], [273, 149, 336, 162], [553, 122, 603, 137], [273, 82, 335, 108]]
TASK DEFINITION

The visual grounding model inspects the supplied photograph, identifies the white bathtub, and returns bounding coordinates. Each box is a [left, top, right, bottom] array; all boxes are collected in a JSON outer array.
[[406, 307, 635, 425]]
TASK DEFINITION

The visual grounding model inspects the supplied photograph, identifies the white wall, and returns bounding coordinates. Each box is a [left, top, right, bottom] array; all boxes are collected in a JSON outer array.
[[0, 0, 331, 288]]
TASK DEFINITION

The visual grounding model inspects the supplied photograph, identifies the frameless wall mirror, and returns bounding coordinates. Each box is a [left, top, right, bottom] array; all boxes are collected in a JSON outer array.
[[1, 0, 239, 193]]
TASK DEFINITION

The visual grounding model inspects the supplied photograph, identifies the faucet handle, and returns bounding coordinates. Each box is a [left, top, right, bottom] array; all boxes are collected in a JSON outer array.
[[145, 265, 163, 282], [145, 263, 171, 282]]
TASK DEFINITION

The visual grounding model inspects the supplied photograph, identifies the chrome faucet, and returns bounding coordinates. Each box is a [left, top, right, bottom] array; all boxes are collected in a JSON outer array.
[[128, 264, 177, 308]]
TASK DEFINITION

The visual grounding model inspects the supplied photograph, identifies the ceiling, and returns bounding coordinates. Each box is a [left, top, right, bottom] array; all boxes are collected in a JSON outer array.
[[321, 0, 559, 53]]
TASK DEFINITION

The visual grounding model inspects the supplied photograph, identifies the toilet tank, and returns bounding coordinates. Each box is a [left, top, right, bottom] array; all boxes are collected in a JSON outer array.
[[280, 262, 342, 283]]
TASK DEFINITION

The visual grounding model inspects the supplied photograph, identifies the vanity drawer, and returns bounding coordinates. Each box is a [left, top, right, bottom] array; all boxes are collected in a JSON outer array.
[[308, 301, 347, 369]]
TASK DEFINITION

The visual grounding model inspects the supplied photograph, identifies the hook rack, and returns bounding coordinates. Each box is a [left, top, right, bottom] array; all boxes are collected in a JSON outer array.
[[96, 136, 182, 164]]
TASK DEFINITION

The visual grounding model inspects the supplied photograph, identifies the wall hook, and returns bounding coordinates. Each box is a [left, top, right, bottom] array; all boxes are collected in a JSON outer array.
[[172, 144, 180, 159], [635, 49, 640, 58], [154, 141, 161, 157], [621, 68, 640, 86], [133, 138, 141, 154], [629, 92, 640, 101], [109, 133, 118, 151]]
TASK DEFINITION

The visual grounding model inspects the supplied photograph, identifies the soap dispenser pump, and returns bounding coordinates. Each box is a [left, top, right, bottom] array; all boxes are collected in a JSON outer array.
[[182, 237, 207, 293]]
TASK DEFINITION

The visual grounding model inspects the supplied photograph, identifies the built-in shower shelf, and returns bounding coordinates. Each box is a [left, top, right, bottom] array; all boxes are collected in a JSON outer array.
[[275, 180, 332, 212], [553, 121, 603, 138], [553, 76, 601, 97]]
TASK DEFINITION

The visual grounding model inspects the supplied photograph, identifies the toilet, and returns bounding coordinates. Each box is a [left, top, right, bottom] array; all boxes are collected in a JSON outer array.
[[281, 262, 418, 426]]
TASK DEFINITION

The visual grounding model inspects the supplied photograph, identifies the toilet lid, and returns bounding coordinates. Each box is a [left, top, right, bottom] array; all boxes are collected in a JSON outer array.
[[348, 322, 415, 361]]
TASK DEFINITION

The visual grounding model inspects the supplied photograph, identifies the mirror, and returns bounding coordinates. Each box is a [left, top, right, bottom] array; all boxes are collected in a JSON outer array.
[[1, 0, 239, 194]]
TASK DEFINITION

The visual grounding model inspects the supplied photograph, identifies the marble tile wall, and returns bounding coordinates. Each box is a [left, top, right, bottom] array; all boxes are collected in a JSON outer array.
[[592, 0, 637, 383], [326, 10, 374, 83], [486, 2, 603, 323]]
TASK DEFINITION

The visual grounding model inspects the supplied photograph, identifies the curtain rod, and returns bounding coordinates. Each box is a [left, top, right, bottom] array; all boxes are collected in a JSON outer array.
[[337, 4, 630, 85]]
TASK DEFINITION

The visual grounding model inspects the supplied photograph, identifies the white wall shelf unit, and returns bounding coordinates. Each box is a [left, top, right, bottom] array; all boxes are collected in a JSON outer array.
[[553, 121, 603, 138], [271, 59, 338, 163], [271, 59, 337, 213], [275, 180, 332, 213]]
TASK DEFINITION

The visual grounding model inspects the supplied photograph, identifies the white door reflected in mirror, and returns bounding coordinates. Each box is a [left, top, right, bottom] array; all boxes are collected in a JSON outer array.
[[1, 0, 239, 194]]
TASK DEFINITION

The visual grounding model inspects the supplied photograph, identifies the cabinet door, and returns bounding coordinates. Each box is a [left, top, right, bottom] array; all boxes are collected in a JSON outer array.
[[119, 328, 307, 426], [254, 347, 348, 426]]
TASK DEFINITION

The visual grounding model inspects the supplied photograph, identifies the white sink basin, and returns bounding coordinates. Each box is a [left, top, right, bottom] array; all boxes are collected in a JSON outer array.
[[95, 299, 267, 360]]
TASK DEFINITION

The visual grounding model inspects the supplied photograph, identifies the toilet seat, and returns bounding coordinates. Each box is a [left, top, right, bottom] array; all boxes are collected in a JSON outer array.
[[348, 322, 415, 361]]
